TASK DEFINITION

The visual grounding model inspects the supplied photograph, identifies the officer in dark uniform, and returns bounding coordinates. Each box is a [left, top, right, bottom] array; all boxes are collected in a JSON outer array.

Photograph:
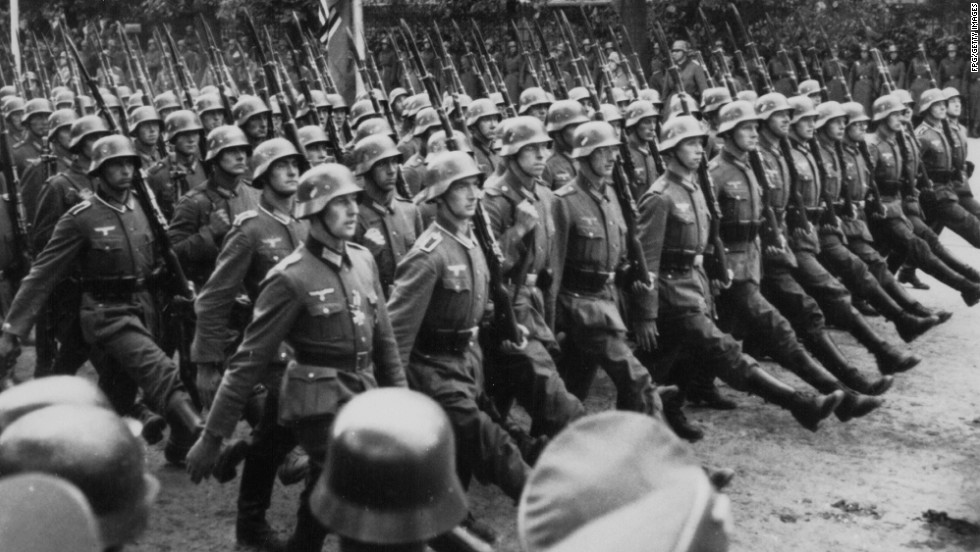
[[865, 93, 980, 304], [387, 151, 530, 504], [233, 95, 271, 148], [351, 134, 422, 297], [191, 137, 309, 551], [129, 106, 165, 171], [624, 99, 662, 198], [709, 101, 882, 425], [145, 109, 209, 220], [168, 124, 259, 288], [186, 163, 406, 552], [465, 98, 503, 177], [754, 93, 920, 380], [482, 116, 586, 439], [636, 114, 842, 434], [542, 99, 588, 190], [0, 135, 205, 465], [11, 98, 52, 175]]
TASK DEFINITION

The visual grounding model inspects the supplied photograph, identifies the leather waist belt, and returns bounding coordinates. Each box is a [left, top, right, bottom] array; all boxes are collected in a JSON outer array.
[[660, 251, 703, 273], [292, 350, 371, 372], [563, 267, 613, 294], [416, 326, 480, 355], [719, 221, 760, 242], [80, 276, 146, 297], [504, 273, 537, 287], [927, 169, 956, 184]]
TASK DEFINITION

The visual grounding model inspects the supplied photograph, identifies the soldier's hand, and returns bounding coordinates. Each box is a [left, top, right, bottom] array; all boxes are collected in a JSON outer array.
[[196, 363, 223, 410], [0, 333, 21, 375], [208, 208, 232, 239], [514, 200, 539, 234], [630, 273, 655, 295], [500, 324, 530, 354], [635, 321, 658, 352], [791, 226, 810, 241], [186, 431, 222, 484]]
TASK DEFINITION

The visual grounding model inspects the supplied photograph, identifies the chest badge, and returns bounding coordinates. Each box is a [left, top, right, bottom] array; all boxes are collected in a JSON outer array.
[[580, 215, 598, 226], [364, 227, 386, 246], [94, 225, 116, 237], [447, 264, 467, 277], [308, 288, 335, 301], [262, 237, 282, 248], [349, 290, 365, 325]]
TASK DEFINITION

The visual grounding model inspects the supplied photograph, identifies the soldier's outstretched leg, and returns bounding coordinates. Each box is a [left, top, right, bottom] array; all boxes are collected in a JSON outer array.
[[742, 365, 844, 431], [923, 197, 980, 248], [805, 332, 894, 396], [848, 310, 921, 376], [286, 421, 332, 552]]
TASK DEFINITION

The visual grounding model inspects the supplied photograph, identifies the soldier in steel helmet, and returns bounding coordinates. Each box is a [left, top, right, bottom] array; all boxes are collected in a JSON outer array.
[[234, 95, 272, 147], [11, 98, 53, 174], [542, 99, 588, 191], [0, 473, 102, 552], [186, 162, 406, 552], [2, 96, 27, 144], [145, 109, 209, 220], [480, 116, 585, 440], [387, 151, 531, 506], [635, 114, 843, 434], [298, 124, 334, 166], [191, 137, 310, 550], [465, 98, 503, 177], [400, 106, 442, 196], [351, 134, 423, 298], [623, 99, 662, 197], [20, 108, 75, 233], [0, 135, 206, 466], [128, 106, 165, 170]]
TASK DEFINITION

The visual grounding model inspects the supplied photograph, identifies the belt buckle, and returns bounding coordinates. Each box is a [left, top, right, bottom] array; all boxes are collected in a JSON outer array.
[[355, 350, 370, 371], [693, 255, 704, 268]]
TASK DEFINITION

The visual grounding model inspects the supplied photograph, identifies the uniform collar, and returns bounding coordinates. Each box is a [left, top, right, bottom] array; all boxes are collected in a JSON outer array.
[[665, 166, 698, 192], [208, 170, 240, 199], [503, 164, 539, 202], [258, 196, 293, 225], [94, 189, 136, 212], [362, 185, 395, 214], [577, 164, 611, 202], [720, 146, 749, 168], [306, 237, 351, 269], [434, 220, 475, 249]]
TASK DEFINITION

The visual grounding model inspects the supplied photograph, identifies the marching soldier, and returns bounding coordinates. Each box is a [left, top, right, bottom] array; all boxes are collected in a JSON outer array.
[[940, 87, 980, 220], [2, 96, 27, 145], [542, 99, 588, 190], [186, 163, 406, 552], [153, 90, 181, 120], [848, 44, 875, 116], [400, 107, 441, 195], [351, 134, 423, 297], [884, 44, 907, 92], [387, 151, 531, 505], [662, 41, 708, 104], [297, 125, 334, 166], [519, 87, 553, 124], [145, 109, 208, 220], [195, 93, 228, 132], [21, 108, 75, 225], [11, 98, 52, 175], [168, 124, 259, 288], [0, 135, 205, 465], [623, 99, 661, 198], [466, 98, 503, 177], [635, 114, 843, 433], [233, 95, 272, 147], [482, 116, 586, 439], [191, 138, 309, 551], [939, 43, 965, 93], [129, 106, 165, 170]]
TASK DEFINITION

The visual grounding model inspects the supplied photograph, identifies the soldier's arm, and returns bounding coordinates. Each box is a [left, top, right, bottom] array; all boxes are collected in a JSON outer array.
[[549, 197, 571, 330], [205, 270, 300, 439], [190, 227, 255, 364], [483, 192, 526, 273], [2, 213, 86, 337], [635, 190, 670, 321], [370, 263, 407, 388], [167, 193, 221, 265], [386, 249, 439, 369], [30, 180, 67, 252]]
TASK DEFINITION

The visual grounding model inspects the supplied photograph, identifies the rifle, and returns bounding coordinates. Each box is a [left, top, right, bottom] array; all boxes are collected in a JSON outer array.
[[152, 28, 180, 100], [652, 22, 731, 286], [523, 18, 554, 95], [609, 25, 640, 97], [387, 29, 418, 95], [364, 33, 399, 137], [198, 15, 235, 122], [294, 24, 345, 158], [0, 108, 33, 289], [552, 14, 587, 91], [728, 4, 773, 93], [115, 24, 141, 94], [27, 34, 51, 99], [452, 21, 493, 98], [509, 20, 541, 90], [162, 25, 196, 111], [531, 19, 568, 100], [617, 23, 649, 90], [717, 18, 755, 96], [132, 35, 158, 98], [470, 20, 515, 117]]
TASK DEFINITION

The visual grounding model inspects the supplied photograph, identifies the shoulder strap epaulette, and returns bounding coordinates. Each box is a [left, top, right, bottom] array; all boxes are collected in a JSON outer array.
[[276, 250, 303, 270], [346, 241, 368, 252], [418, 230, 443, 253], [554, 183, 578, 197], [67, 200, 92, 216], [233, 210, 259, 227]]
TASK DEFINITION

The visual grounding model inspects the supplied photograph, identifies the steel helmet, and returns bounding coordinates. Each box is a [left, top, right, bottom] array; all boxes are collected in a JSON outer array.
[[638, 88, 663, 106], [250, 138, 301, 182], [205, 125, 251, 162], [519, 86, 553, 114], [841, 101, 870, 125], [47, 109, 77, 142], [199, 85, 219, 96], [194, 93, 224, 115], [423, 150, 485, 203], [465, 98, 503, 128], [77, 95, 97, 113], [232, 95, 271, 126], [125, 93, 145, 113], [0, 405, 160, 549], [917, 88, 946, 115], [814, 100, 848, 129], [412, 107, 442, 137], [568, 87, 591, 103], [892, 88, 913, 105], [606, 87, 629, 105], [443, 93, 473, 117], [87, 135, 141, 176], [497, 116, 552, 156], [354, 118, 396, 142], [0, 375, 111, 433], [349, 99, 380, 128], [326, 93, 348, 112], [152, 90, 180, 113], [296, 90, 330, 120], [116, 85, 133, 99], [570, 120, 620, 158], [625, 100, 659, 128], [798, 79, 821, 97], [353, 134, 402, 176], [872, 94, 905, 122], [0, 85, 17, 99], [599, 103, 624, 124], [298, 125, 331, 149], [736, 90, 758, 103], [668, 93, 700, 118], [294, 163, 362, 218], [426, 129, 472, 162], [101, 93, 121, 110], [0, 473, 102, 552], [1, 96, 24, 118], [700, 87, 732, 114], [310, 388, 466, 544], [68, 115, 111, 151], [388, 87, 408, 104], [755, 92, 792, 120], [658, 115, 706, 152], [128, 106, 163, 137], [164, 109, 204, 143], [717, 100, 761, 135], [23, 98, 53, 121], [489, 91, 506, 107], [787, 95, 818, 124], [53, 88, 76, 108], [402, 93, 431, 118], [943, 86, 961, 101], [546, 99, 590, 133]]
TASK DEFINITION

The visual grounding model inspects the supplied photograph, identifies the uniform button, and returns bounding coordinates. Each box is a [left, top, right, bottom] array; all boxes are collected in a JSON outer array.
[[322, 307, 330, 313], [308, 372, 315, 378], [361, 337, 366, 342]]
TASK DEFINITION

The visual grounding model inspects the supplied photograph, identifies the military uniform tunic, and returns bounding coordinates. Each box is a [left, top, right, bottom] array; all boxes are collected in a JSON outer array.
[[146, 152, 208, 220], [917, 120, 980, 247], [354, 189, 423, 297], [626, 137, 659, 199], [11, 136, 42, 175], [541, 149, 577, 191], [471, 135, 501, 177]]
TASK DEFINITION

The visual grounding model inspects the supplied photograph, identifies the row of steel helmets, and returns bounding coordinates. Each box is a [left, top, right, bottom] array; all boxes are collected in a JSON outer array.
[[0, 376, 159, 551]]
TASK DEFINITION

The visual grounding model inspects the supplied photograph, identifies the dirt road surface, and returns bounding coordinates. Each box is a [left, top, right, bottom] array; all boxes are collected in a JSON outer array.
[[22, 140, 980, 551]]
